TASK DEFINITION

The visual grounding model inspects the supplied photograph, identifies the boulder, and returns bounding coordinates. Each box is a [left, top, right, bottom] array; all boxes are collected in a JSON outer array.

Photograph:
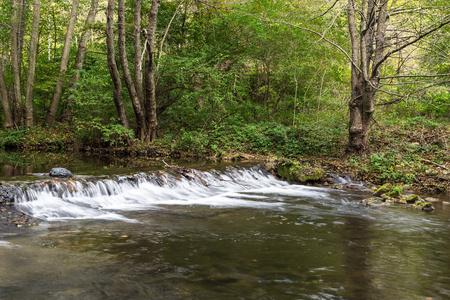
[[402, 194, 419, 204], [49, 167, 73, 178], [413, 201, 435, 212], [276, 159, 325, 184], [373, 183, 392, 196], [0, 183, 17, 203]]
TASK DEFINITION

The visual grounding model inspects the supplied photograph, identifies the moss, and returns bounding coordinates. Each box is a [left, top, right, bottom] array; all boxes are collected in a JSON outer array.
[[413, 201, 435, 212], [361, 197, 390, 207], [386, 186, 403, 198], [402, 194, 420, 204], [373, 183, 392, 196], [276, 159, 325, 183]]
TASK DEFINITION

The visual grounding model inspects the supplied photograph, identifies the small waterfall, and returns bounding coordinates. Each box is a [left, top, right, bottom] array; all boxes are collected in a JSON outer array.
[[14, 166, 331, 222], [329, 173, 366, 188]]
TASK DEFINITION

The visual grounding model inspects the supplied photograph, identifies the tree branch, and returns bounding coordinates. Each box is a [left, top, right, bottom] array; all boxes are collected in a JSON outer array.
[[372, 15, 450, 75], [85, 50, 107, 55], [315, 0, 340, 19], [264, 18, 363, 75], [380, 73, 450, 79], [157, 0, 185, 73]]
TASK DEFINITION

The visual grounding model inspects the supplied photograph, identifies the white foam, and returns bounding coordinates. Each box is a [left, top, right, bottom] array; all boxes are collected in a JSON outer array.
[[15, 167, 331, 222], [0, 241, 21, 248]]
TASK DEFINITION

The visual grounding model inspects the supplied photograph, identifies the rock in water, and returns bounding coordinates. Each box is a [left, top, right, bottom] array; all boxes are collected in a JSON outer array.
[[49, 168, 73, 178], [0, 183, 17, 203]]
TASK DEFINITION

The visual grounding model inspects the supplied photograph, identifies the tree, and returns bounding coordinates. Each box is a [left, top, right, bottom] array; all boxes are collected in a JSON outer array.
[[0, 60, 13, 128], [45, 0, 80, 126], [144, 0, 161, 142], [105, 0, 161, 142], [1, 0, 40, 128], [24, 0, 41, 126], [118, 0, 146, 140], [61, 0, 99, 123], [10, 0, 24, 125], [345, 0, 450, 155], [106, 0, 130, 130]]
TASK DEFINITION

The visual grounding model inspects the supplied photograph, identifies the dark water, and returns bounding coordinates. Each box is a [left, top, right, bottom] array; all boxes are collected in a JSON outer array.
[[0, 152, 449, 300]]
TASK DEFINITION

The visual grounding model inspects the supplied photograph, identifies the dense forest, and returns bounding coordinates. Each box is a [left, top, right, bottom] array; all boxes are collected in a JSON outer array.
[[0, 0, 448, 189]]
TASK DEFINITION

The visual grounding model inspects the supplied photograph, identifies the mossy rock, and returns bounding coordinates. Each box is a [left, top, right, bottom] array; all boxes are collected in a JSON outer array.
[[373, 183, 392, 196], [413, 201, 435, 212], [386, 186, 403, 198], [392, 198, 407, 204], [402, 194, 420, 204], [361, 197, 390, 207], [277, 159, 325, 183]]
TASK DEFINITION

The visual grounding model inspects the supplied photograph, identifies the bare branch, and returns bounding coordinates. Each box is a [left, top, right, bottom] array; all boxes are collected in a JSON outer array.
[[157, 0, 185, 73], [422, 158, 449, 170], [316, 0, 340, 18], [85, 50, 107, 55], [375, 80, 450, 106], [269, 18, 362, 75], [381, 73, 450, 79], [372, 15, 450, 75]]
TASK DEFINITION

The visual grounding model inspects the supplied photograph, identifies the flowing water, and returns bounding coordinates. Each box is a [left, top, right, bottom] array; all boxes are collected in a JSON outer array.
[[0, 157, 449, 300]]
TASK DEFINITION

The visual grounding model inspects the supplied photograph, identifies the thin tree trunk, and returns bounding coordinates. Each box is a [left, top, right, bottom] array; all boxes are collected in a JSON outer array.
[[10, 0, 24, 125], [118, 0, 146, 140], [24, 0, 41, 127], [0, 61, 14, 129], [292, 74, 298, 127], [144, 0, 161, 142], [106, 0, 130, 130], [18, 0, 27, 71], [133, 0, 144, 101], [61, 0, 99, 122], [45, 0, 80, 126]]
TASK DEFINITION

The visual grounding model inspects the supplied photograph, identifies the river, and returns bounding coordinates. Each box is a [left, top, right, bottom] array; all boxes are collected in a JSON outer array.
[[0, 152, 449, 299]]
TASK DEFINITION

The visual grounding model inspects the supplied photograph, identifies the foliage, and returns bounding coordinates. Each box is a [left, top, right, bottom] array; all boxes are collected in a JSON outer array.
[[0, 0, 447, 192], [0, 125, 77, 150]]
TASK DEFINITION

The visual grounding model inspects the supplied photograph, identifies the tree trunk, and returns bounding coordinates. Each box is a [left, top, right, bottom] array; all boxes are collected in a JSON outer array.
[[348, 78, 374, 154], [346, 0, 387, 155], [134, 0, 144, 101], [0, 61, 14, 129], [144, 0, 161, 142], [18, 0, 27, 71], [106, 0, 130, 130], [24, 0, 41, 127], [45, 0, 80, 126], [61, 0, 99, 122], [118, 0, 146, 140], [10, 0, 24, 125]]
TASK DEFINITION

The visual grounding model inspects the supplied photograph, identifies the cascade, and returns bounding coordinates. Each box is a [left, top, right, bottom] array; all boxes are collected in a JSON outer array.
[[14, 166, 331, 222]]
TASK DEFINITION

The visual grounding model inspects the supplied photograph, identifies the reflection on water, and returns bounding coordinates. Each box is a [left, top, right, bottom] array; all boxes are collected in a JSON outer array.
[[0, 150, 250, 181], [2, 201, 450, 300], [0, 158, 449, 299]]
